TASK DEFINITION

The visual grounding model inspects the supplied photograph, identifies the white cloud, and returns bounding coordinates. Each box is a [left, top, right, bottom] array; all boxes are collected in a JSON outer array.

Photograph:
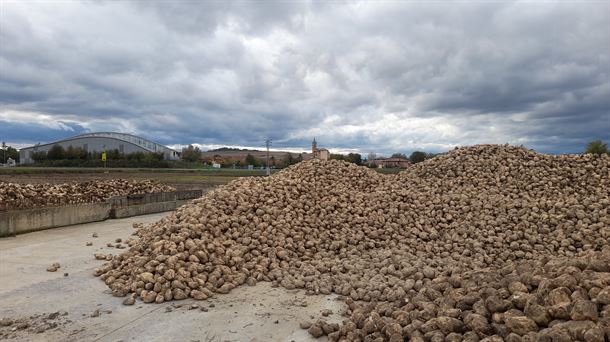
[[0, 109, 79, 131], [0, 1, 608, 154]]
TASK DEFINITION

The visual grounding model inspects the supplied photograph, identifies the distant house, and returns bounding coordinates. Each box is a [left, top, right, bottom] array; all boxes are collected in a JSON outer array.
[[303, 138, 330, 161], [211, 154, 224, 164], [371, 157, 411, 168]]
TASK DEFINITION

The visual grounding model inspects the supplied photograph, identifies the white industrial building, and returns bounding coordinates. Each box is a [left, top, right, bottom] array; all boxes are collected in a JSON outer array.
[[19, 132, 180, 164]]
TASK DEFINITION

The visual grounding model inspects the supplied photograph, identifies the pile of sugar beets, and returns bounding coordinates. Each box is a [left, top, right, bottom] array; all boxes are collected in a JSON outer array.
[[0, 179, 175, 210], [96, 145, 610, 341]]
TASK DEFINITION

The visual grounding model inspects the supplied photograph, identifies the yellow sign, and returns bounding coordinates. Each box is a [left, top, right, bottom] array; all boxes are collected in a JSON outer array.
[[101, 152, 107, 161]]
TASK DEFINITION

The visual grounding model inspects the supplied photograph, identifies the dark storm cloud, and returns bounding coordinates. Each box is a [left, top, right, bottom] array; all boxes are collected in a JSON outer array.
[[0, 120, 87, 144], [0, 1, 608, 154]]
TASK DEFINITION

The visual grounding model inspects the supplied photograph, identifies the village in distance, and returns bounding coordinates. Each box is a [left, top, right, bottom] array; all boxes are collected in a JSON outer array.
[[0, 134, 443, 171]]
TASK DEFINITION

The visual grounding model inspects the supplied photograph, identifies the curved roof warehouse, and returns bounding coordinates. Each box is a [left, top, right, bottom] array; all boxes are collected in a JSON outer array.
[[18, 132, 180, 164]]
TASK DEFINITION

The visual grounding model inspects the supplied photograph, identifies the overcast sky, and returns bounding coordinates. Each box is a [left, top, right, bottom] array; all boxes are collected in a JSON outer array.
[[1, 1, 609, 155]]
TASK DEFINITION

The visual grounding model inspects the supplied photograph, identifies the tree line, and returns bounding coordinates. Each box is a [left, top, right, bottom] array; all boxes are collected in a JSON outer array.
[[330, 153, 363, 165], [207, 153, 303, 168], [26, 145, 170, 167], [331, 151, 438, 166], [389, 151, 442, 164]]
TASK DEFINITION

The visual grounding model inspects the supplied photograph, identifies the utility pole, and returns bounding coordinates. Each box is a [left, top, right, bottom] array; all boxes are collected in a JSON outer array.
[[1, 141, 6, 166], [265, 138, 271, 176]]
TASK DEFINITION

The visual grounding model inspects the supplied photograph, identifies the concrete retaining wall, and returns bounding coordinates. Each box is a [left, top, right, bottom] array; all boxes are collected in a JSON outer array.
[[107, 190, 202, 207], [0, 203, 111, 237], [111, 199, 191, 219], [0, 190, 202, 237]]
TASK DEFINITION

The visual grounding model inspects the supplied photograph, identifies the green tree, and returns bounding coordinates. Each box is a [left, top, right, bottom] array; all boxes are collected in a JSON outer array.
[[1, 145, 20, 163], [181, 145, 202, 162], [585, 140, 609, 155], [74, 147, 87, 159], [330, 154, 344, 161], [106, 149, 121, 160], [345, 153, 362, 165], [284, 153, 294, 167], [46, 145, 65, 160], [391, 153, 407, 159], [65, 146, 75, 160], [31, 151, 47, 162], [409, 151, 427, 164], [245, 154, 257, 166]]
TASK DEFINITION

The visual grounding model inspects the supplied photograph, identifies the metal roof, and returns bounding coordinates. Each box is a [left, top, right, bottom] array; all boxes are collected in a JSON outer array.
[[20, 132, 177, 153]]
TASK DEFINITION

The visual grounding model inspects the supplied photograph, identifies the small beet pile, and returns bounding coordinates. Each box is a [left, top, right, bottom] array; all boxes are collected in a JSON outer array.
[[95, 145, 610, 341], [0, 179, 175, 210]]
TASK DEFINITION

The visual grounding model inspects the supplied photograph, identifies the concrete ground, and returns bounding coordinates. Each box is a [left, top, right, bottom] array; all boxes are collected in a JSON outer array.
[[0, 212, 342, 342]]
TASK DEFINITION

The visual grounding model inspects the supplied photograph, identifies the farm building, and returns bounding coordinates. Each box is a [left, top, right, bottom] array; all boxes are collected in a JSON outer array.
[[18, 132, 180, 164], [370, 157, 411, 168]]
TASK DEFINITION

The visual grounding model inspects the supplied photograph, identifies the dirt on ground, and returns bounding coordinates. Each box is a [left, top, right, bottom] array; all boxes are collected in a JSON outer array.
[[0, 312, 71, 340]]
